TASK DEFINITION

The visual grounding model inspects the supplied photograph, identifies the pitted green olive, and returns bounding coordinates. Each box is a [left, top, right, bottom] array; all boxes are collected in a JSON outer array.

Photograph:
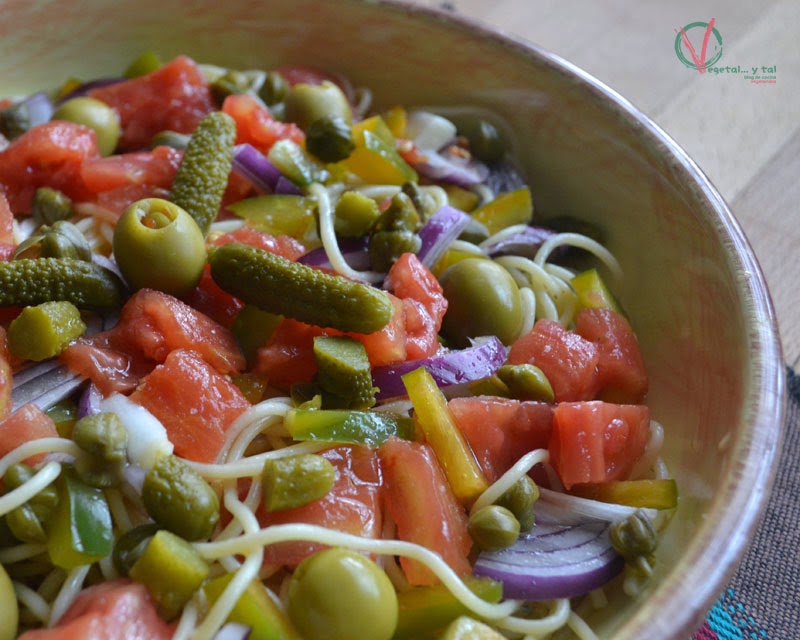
[[284, 81, 352, 131], [52, 97, 120, 156], [439, 258, 523, 347]]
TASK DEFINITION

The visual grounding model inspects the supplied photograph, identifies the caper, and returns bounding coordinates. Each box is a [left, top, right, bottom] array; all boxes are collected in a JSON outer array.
[[462, 119, 505, 165], [52, 97, 120, 156], [259, 71, 290, 105], [210, 69, 259, 104], [375, 192, 421, 233], [334, 191, 380, 238], [496, 364, 555, 403], [141, 455, 220, 541], [369, 230, 421, 273], [401, 181, 436, 221], [610, 510, 658, 563], [31, 187, 73, 226], [284, 81, 352, 131], [439, 259, 524, 348], [495, 476, 539, 532], [13, 220, 92, 261], [3, 464, 59, 544], [306, 115, 355, 163], [72, 412, 128, 488], [262, 454, 336, 512], [112, 523, 160, 576], [468, 505, 520, 551]]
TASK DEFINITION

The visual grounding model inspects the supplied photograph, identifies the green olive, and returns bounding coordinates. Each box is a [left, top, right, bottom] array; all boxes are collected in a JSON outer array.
[[439, 259, 523, 347], [468, 505, 520, 551], [0, 563, 17, 640], [113, 198, 206, 296], [287, 548, 398, 640], [284, 81, 352, 132], [52, 97, 120, 156]]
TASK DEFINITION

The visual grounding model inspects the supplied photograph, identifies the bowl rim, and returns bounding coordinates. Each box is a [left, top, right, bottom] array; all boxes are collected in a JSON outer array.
[[367, 0, 787, 637]]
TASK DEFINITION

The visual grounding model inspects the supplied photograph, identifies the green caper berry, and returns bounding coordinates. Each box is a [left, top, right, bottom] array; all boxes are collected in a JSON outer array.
[[375, 192, 421, 233], [259, 71, 290, 106], [210, 70, 257, 105], [334, 191, 380, 238], [609, 510, 658, 563], [463, 119, 505, 165], [468, 505, 520, 551], [6, 504, 48, 543], [32, 187, 73, 225], [262, 454, 336, 512], [0, 101, 32, 140], [4, 463, 36, 490], [306, 115, 355, 163], [467, 375, 511, 398], [15, 220, 92, 262], [150, 130, 191, 150], [496, 364, 555, 403], [3, 463, 59, 543], [142, 455, 220, 541], [401, 181, 435, 222], [73, 412, 127, 462], [457, 217, 491, 244], [495, 476, 539, 532], [369, 230, 421, 273], [112, 523, 160, 576]]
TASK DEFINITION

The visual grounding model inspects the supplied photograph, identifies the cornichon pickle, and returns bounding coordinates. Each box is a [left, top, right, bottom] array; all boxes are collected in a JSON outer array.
[[262, 454, 336, 512], [169, 110, 236, 235], [0, 258, 125, 309], [7, 301, 87, 362], [209, 242, 394, 334], [313, 336, 376, 409]]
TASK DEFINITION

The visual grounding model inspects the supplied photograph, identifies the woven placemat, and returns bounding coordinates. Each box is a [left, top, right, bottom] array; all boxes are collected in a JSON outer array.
[[692, 367, 799, 639]]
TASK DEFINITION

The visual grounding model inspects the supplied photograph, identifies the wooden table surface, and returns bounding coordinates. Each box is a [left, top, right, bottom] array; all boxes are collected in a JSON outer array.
[[411, 0, 800, 367]]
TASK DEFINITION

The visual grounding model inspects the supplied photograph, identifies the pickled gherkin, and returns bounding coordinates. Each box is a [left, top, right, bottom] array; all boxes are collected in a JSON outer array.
[[314, 335, 376, 409], [169, 110, 236, 235], [209, 242, 394, 334], [7, 301, 86, 361]]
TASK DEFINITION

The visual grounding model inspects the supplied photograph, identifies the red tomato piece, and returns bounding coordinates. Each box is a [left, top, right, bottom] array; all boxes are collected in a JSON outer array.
[[449, 396, 553, 483], [258, 445, 382, 567], [275, 65, 342, 87], [89, 55, 214, 151], [129, 349, 250, 463], [0, 192, 13, 243], [0, 327, 10, 421], [0, 403, 58, 465], [575, 308, 649, 404], [348, 293, 408, 367], [379, 437, 472, 586], [508, 319, 600, 402], [18, 579, 174, 640], [210, 225, 306, 261], [59, 339, 148, 396], [549, 401, 650, 489], [253, 318, 325, 390], [386, 253, 447, 360], [0, 121, 99, 213], [222, 93, 304, 155], [81, 146, 182, 193]]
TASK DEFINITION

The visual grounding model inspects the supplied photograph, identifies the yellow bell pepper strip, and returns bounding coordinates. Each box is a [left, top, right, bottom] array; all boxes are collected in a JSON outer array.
[[569, 479, 678, 510], [570, 268, 624, 313], [46, 468, 113, 569], [470, 187, 533, 235], [204, 572, 303, 640], [226, 195, 318, 242], [401, 367, 489, 504], [129, 529, 209, 620], [284, 408, 415, 446], [382, 105, 407, 138], [393, 577, 502, 640], [341, 115, 417, 185]]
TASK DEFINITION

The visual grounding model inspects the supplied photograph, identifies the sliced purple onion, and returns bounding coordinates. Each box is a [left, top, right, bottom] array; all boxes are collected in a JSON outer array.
[[473, 501, 624, 600], [232, 143, 283, 193], [212, 623, 251, 640], [56, 78, 125, 104], [274, 175, 304, 196], [299, 236, 370, 271], [415, 148, 490, 188], [482, 225, 560, 260], [417, 205, 471, 268], [372, 336, 507, 400], [78, 382, 103, 418]]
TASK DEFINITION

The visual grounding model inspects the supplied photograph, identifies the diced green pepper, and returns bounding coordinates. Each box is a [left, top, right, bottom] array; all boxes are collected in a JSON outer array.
[[402, 367, 489, 504], [7, 301, 86, 362], [570, 268, 623, 313], [470, 188, 533, 235], [261, 454, 335, 512], [394, 578, 502, 640], [227, 195, 319, 242], [46, 468, 113, 569], [129, 529, 209, 620], [203, 572, 303, 640], [285, 408, 415, 446], [267, 139, 329, 187], [569, 479, 678, 510], [342, 116, 417, 185], [314, 336, 376, 409]]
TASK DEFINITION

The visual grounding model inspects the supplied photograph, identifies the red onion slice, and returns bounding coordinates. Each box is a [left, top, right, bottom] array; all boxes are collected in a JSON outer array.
[[372, 336, 507, 400], [417, 205, 471, 269], [472, 501, 624, 601], [482, 225, 560, 260], [56, 78, 125, 104], [415, 148, 489, 188]]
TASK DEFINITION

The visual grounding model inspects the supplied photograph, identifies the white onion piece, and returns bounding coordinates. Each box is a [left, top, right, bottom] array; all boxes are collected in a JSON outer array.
[[405, 110, 457, 150], [98, 393, 173, 470]]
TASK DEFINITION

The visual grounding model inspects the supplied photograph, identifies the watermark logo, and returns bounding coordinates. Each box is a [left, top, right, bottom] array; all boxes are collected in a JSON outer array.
[[674, 19, 723, 73], [674, 19, 777, 84]]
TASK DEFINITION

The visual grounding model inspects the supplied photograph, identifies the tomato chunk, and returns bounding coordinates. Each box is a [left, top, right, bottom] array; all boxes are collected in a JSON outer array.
[[18, 579, 174, 640], [89, 55, 214, 151], [222, 93, 304, 155], [0, 403, 58, 466], [575, 308, 648, 404], [549, 401, 650, 489], [379, 437, 472, 586], [508, 319, 600, 402], [258, 445, 382, 567], [129, 349, 250, 463], [449, 396, 553, 482]]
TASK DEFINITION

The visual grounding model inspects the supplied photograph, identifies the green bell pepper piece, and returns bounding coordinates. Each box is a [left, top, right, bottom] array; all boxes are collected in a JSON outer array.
[[285, 408, 415, 446], [227, 195, 319, 242]]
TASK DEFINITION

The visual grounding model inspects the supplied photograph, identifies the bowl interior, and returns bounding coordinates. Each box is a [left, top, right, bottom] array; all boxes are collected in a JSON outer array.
[[0, 1, 785, 637]]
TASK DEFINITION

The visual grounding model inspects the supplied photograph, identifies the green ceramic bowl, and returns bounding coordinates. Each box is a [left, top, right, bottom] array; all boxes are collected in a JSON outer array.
[[0, 1, 785, 638]]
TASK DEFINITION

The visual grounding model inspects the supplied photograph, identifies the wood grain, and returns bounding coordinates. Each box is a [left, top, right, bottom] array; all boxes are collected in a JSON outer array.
[[410, 0, 800, 364]]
